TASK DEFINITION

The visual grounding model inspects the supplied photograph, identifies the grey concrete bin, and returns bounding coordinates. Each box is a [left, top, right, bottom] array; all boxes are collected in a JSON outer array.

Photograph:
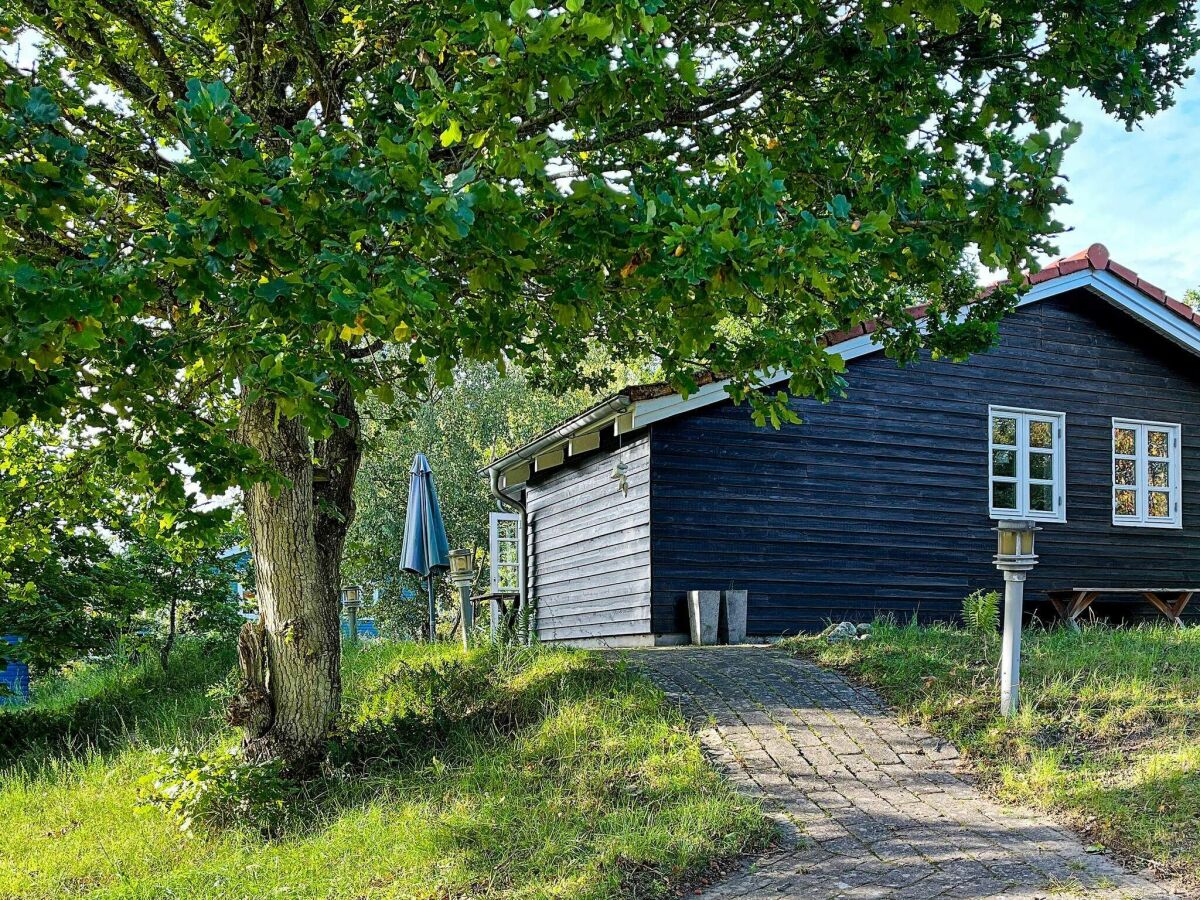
[[688, 590, 721, 645], [723, 590, 748, 644]]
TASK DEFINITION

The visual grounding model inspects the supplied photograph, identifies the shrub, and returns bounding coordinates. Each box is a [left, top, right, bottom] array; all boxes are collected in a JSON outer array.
[[962, 589, 1000, 638], [140, 745, 295, 835], [334, 651, 500, 763]]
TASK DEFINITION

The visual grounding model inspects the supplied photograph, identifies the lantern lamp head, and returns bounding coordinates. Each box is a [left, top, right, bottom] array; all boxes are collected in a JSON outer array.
[[992, 519, 1040, 572], [340, 585, 363, 609], [448, 548, 474, 586]]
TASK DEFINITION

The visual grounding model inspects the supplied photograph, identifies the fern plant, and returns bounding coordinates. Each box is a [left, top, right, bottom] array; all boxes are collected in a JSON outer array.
[[962, 590, 1001, 638]]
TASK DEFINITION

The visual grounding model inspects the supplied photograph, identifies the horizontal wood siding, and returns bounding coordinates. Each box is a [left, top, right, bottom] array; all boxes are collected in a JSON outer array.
[[649, 291, 1200, 635], [527, 434, 652, 643]]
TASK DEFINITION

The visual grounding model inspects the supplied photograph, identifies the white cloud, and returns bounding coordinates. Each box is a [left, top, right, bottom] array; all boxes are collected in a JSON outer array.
[[1050, 71, 1200, 297]]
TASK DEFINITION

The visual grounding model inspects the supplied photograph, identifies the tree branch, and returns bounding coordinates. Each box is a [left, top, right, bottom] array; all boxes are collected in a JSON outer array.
[[91, 0, 188, 100], [284, 0, 336, 121], [21, 0, 179, 133]]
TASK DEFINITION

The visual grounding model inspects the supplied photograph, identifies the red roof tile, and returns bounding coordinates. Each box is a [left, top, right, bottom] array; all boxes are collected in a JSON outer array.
[[1019, 243, 1194, 331]]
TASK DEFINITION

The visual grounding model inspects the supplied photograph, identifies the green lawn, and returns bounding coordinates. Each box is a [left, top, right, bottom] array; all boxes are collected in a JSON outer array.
[[786, 621, 1200, 885], [1, 641, 768, 899]]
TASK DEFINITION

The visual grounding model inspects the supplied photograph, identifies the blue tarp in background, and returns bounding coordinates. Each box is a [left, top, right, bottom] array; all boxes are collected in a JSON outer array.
[[1, 635, 30, 706], [341, 618, 379, 640]]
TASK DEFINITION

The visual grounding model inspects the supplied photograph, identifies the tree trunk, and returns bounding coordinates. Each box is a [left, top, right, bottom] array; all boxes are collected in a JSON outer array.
[[235, 385, 361, 774], [160, 591, 176, 672]]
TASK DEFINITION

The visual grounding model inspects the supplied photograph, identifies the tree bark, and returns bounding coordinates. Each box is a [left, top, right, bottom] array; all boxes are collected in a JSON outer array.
[[235, 387, 360, 774], [160, 590, 176, 672]]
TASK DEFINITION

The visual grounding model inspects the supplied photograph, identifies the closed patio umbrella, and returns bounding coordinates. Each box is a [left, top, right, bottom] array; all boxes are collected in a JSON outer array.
[[400, 453, 451, 641]]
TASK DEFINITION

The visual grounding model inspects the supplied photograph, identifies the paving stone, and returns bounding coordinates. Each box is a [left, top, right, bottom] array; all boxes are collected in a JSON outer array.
[[621, 646, 1180, 899]]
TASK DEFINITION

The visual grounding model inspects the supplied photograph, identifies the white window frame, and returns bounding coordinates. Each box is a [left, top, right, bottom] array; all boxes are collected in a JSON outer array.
[[488, 511, 521, 593], [987, 406, 1067, 523], [1111, 419, 1182, 529]]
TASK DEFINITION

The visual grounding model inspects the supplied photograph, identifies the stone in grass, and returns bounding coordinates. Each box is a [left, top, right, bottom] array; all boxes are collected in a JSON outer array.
[[826, 622, 858, 643], [855, 622, 872, 635]]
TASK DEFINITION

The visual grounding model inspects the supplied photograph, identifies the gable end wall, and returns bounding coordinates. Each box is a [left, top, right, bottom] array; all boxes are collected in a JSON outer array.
[[525, 433, 652, 645]]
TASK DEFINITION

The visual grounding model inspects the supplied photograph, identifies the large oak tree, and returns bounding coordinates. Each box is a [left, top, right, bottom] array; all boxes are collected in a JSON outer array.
[[1, 0, 1196, 768]]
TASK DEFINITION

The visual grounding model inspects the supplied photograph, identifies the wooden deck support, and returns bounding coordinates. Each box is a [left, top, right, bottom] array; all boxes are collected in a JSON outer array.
[[1141, 591, 1194, 628], [1047, 588, 1196, 629]]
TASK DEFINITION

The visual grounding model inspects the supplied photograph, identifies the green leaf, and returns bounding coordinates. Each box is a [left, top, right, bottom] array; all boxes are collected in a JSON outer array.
[[440, 120, 463, 147], [577, 13, 613, 40], [549, 75, 575, 107], [927, 1, 959, 32]]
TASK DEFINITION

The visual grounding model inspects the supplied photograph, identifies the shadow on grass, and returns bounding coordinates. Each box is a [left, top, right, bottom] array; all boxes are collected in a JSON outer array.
[[236, 646, 769, 897], [0, 639, 236, 770]]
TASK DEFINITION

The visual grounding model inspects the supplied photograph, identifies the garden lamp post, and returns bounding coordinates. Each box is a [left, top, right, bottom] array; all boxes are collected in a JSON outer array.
[[448, 549, 475, 651], [341, 585, 364, 644], [992, 520, 1040, 717]]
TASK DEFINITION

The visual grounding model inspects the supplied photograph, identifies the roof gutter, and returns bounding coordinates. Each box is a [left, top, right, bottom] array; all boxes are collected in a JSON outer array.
[[481, 394, 633, 476]]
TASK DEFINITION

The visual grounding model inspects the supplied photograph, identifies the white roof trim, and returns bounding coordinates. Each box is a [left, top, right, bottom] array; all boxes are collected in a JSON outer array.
[[632, 270, 1200, 429]]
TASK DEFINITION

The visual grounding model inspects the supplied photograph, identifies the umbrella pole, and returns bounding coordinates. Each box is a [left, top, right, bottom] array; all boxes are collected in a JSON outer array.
[[427, 574, 436, 642]]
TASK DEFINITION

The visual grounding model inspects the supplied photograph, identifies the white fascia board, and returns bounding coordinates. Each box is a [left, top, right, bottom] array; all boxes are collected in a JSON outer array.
[[630, 269, 1200, 430], [1085, 270, 1200, 356], [631, 331, 885, 429]]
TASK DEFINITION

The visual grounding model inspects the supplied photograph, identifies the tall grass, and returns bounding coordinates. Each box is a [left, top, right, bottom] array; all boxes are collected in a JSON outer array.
[[1, 641, 769, 899], [1, 638, 235, 768]]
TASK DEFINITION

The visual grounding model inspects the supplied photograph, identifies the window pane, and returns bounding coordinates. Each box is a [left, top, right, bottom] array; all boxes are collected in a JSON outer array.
[[1114, 489, 1136, 517], [1028, 420, 1054, 449], [1114, 459, 1137, 486], [497, 564, 518, 590], [992, 450, 1016, 478], [1148, 430, 1170, 458], [1114, 428, 1136, 456], [1148, 491, 1171, 519], [1028, 452, 1053, 480], [1029, 483, 1054, 512], [992, 416, 1018, 447], [500, 542, 519, 565], [992, 481, 1017, 510], [1149, 461, 1170, 488]]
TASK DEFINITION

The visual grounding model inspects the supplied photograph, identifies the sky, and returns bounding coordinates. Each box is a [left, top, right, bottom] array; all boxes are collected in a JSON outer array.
[[1049, 69, 1200, 298]]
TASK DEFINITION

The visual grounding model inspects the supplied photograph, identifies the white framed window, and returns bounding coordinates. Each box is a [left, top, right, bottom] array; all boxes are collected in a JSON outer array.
[[988, 406, 1066, 522], [488, 512, 520, 592], [1112, 420, 1182, 528]]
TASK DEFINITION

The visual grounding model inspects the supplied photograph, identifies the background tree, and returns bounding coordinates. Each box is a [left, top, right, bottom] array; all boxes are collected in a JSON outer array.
[[0, 424, 243, 670], [345, 355, 653, 636], [2, 0, 1196, 768], [0, 425, 138, 670], [119, 532, 244, 670]]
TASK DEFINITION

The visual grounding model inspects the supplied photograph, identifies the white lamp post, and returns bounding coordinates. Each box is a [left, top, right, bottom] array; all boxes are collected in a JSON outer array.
[[341, 585, 364, 644], [448, 549, 475, 651], [992, 520, 1040, 716]]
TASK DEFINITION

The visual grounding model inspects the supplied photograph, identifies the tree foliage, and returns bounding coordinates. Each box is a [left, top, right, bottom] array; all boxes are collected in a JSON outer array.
[[0, 425, 133, 669], [3, 0, 1197, 518], [0, 424, 242, 670]]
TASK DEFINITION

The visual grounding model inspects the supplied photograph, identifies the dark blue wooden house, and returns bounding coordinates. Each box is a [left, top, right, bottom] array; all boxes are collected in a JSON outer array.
[[484, 245, 1200, 646]]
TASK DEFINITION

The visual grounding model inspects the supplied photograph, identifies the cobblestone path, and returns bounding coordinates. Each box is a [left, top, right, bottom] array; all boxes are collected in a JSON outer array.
[[625, 646, 1179, 899]]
